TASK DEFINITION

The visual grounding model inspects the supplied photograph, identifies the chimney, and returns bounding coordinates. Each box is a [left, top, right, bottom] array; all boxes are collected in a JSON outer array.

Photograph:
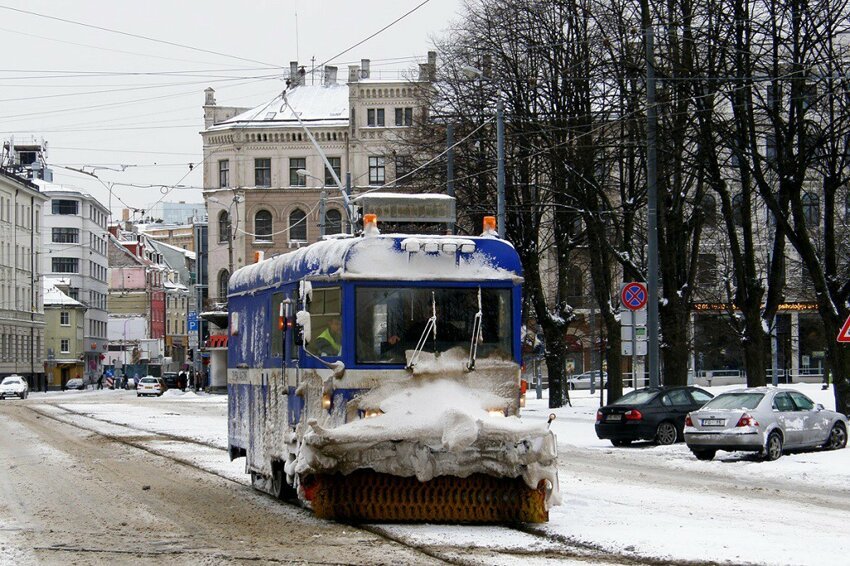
[[290, 61, 300, 86], [122, 208, 130, 222], [324, 65, 338, 85], [204, 87, 216, 106], [349, 65, 360, 83], [360, 59, 370, 79]]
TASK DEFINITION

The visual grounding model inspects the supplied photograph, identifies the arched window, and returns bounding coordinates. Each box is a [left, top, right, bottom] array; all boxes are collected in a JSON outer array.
[[289, 209, 307, 242], [254, 210, 273, 241], [802, 192, 820, 226], [325, 209, 343, 235], [218, 269, 230, 301], [218, 210, 230, 243], [700, 194, 717, 226]]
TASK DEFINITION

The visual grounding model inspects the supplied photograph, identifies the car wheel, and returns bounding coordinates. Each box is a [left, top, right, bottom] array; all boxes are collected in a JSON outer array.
[[692, 449, 716, 461], [765, 431, 783, 461], [611, 439, 631, 447], [824, 422, 847, 451], [655, 421, 678, 446]]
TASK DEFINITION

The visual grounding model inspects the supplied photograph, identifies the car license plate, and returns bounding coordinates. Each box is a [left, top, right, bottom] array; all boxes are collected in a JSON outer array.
[[702, 418, 724, 426], [606, 414, 623, 422]]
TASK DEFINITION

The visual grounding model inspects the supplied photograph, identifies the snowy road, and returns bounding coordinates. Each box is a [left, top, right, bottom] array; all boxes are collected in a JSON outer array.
[[1, 384, 848, 565]]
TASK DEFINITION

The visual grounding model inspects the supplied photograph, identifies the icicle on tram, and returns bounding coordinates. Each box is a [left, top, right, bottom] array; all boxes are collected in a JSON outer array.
[[224, 197, 559, 522]]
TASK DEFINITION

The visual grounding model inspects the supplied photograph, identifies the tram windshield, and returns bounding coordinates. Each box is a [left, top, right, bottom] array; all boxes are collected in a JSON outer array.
[[354, 286, 513, 364]]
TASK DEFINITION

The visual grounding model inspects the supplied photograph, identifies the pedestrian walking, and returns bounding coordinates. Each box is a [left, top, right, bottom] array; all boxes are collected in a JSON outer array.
[[97, 373, 104, 390]]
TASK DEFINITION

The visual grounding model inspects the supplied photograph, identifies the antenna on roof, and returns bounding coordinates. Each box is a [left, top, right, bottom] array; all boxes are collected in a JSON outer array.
[[294, 4, 300, 62]]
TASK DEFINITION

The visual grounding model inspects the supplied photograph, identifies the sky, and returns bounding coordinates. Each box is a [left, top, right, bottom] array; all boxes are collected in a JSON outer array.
[[0, 0, 462, 221]]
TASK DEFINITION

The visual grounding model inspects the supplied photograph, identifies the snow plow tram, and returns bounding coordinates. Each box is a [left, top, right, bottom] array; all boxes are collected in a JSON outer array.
[[226, 216, 559, 522]]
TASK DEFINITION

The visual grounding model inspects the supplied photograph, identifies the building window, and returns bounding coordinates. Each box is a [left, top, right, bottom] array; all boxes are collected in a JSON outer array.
[[289, 158, 306, 186], [218, 211, 230, 243], [395, 107, 413, 126], [368, 156, 385, 186], [218, 270, 230, 301], [60, 311, 70, 326], [394, 155, 414, 185], [289, 209, 307, 241], [52, 227, 79, 243], [52, 258, 79, 273], [219, 160, 229, 188], [254, 210, 273, 241], [254, 158, 271, 187], [324, 157, 341, 186], [325, 209, 343, 235], [60, 338, 70, 354], [697, 253, 717, 288], [802, 192, 820, 226], [367, 108, 385, 127], [51, 199, 79, 215], [700, 194, 717, 226]]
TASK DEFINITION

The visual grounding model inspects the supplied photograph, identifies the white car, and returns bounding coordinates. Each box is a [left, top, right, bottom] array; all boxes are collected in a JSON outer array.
[[137, 376, 164, 397], [0, 375, 29, 400], [567, 370, 607, 390]]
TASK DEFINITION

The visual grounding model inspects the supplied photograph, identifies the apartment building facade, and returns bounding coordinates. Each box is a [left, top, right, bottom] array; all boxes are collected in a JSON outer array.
[[39, 181, 110, 382]]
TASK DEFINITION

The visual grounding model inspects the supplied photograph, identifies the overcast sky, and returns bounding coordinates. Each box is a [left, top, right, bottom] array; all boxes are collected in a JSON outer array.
[[1, 0, 461, 220]]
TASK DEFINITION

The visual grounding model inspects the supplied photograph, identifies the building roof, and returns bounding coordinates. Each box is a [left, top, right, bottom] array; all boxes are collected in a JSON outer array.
[[207, 84, 349, 131], [43, 278, 85, 308]]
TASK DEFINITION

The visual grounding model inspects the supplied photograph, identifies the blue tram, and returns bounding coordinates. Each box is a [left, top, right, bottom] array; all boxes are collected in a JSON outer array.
[[226, 217, 558, 522]]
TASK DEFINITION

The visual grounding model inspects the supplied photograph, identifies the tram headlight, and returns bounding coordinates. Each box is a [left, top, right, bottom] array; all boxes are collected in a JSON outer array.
[[363, 409, 384, 419], [322, 390, 332, 410], [487, 408, 507, 418]]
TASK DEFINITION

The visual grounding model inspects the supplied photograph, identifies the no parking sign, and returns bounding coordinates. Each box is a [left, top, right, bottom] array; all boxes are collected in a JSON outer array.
[[621, 282, 648, 311]]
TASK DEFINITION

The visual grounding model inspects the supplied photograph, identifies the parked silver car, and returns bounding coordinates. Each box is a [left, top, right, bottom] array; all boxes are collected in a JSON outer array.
[[684, 387, 848, 461], [567, 370, 607, 390]]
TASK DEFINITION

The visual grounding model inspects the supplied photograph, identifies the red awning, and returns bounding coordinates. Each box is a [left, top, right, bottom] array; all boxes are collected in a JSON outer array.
[[206, 335, 228, 348]]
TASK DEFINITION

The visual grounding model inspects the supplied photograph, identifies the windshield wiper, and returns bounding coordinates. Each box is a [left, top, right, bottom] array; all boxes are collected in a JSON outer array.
[[406, 291, 437, 370], [466, 287, 483, 371]]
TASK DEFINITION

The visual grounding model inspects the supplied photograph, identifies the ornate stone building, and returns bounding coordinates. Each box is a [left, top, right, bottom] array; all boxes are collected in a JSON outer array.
[[201, 55, 436, 303]]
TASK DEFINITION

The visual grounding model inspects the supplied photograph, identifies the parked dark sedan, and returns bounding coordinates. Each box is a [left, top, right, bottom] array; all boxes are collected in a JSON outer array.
[[161, 372, 179, 390], [595, 386, 714, 446]]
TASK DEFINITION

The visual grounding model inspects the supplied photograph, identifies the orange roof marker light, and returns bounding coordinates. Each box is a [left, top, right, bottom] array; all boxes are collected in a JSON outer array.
[[363, 213, 380, 237], [482, 216, 498, 237]]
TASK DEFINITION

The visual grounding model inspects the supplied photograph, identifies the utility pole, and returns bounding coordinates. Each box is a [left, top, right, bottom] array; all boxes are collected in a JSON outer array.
[[646, 26, 660, 388], [496, 100, 506, 238], [447, 123, 455, 234]]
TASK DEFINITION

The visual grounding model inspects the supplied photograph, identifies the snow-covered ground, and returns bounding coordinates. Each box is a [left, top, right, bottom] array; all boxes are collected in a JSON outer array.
[[31, 383, 850, 565]]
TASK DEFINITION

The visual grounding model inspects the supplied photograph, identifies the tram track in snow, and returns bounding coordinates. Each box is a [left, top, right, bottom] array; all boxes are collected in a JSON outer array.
[[26, 401, 723, 566]]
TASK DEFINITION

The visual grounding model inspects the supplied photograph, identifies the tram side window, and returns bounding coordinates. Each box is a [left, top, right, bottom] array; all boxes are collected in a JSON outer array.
[[271, 292, 285, 357], [307, 287, 342, 357]]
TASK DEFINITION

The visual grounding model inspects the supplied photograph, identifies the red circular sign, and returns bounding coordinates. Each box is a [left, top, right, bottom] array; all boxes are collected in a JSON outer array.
[[621, 282, 648, 311]]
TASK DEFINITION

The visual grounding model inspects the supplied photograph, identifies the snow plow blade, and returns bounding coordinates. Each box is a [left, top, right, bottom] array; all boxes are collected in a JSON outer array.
[[306, 470, 549, 523]]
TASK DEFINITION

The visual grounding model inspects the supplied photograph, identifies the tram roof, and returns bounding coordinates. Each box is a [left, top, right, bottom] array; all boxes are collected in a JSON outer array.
[[228, 234, 523, 296]]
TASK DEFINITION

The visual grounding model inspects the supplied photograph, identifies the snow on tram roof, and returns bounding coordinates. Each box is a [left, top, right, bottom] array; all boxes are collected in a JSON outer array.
[[228, 234, 523, 295]]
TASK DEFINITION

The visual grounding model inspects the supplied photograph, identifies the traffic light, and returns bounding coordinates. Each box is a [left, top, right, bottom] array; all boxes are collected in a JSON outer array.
[[188, 349, 194, 361]]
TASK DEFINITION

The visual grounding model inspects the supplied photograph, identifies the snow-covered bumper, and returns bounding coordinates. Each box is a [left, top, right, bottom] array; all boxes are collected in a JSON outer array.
[[294, 412, 561, 508]]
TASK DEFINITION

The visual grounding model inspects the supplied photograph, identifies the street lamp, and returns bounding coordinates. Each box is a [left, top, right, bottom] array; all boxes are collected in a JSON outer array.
[[461, 65, 506, 238]]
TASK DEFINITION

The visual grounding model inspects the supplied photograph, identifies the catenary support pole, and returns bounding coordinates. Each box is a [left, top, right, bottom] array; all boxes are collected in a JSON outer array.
[[447, 123, 455, 234], [646, 27, 660, 388], [496, 99, 505, 238]]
